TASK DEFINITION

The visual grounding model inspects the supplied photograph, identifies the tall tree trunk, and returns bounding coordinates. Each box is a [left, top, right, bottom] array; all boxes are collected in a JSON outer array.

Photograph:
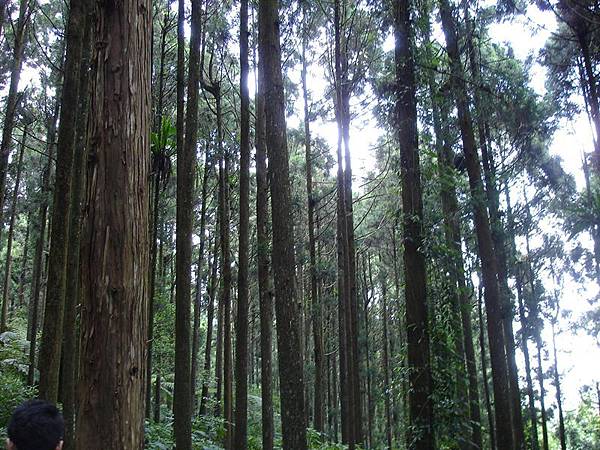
[[147, 168, 161, 419], [551, 321, 567, 450], [432, 83, 482, 449], [210, 82, 234, 448], [0, 124, 27, 332], [332, 1, 362, 443], [478, 286, 497, 450], [39, 0, 86, 402], [16, 211, 31, 309], [333, 1, 352, 444], [191, 148, 211, 411], [516, 276, 540, 450], [381, 273, 393, 450], [259, 1, 307, 448], [505, 183, 539, 450], [28, 100, 59, 386], [535, 340, 549, 450], [234, 0, 251, 447], [439, 2, 513, 448], [146, 6, 172, 421], [0, 0, 30, 229], [395, 1, 434, 448], [199, 235, 219, 416], [255, 33, 274, 450], [61, 10, 92, 447], [174, 0, 202, 447], [463, 8, 523, 446], [362, 255, 374, 448], [301, 4, 325, 434], [75, 0, 151, 445]]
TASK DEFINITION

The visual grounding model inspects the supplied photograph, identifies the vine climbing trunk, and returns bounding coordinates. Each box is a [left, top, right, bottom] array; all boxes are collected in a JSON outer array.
[[439, 1, 513, 448], [395, 1, 434, 448]]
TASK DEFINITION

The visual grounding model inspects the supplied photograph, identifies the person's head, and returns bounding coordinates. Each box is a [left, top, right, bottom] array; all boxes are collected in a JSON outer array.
[[6, 400, 64, 450]]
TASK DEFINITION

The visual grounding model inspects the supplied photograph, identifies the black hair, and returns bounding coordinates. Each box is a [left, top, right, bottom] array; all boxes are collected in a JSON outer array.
[[7, 400, 64, 450]]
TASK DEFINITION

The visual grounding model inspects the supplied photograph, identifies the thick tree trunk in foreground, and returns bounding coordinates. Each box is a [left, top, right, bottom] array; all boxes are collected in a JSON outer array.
[[259, 1, 307, 448], [39, 0, 86, 402], [439, 2, 513, 448], [75, 0, 151, 446], [395, 1, 434, 448]]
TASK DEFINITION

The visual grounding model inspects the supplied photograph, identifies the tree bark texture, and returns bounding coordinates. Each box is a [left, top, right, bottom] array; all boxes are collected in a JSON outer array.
[[259, 1, 308, 448], [75, 0, 151, 446]]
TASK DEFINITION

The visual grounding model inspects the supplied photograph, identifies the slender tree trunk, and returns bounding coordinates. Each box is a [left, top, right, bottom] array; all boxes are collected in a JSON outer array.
[[39, 0, 86, 402], [146, 7, 172, 420], [516, 277, 540, 450], [259, 1, 307, 448], [551, 322, 567, 450], [214, 266, 224, 416], [255, 34, 274, 449], [301, 5, 325, 434], [174, 0, 202, 447], [28, 100, 59, 386], [381, 273, 393, 450], [395, 1, 434, 448], [504, 182, 539, 450], [75, 0, 151, 444], [16, 211, 31, 309], [199, 236, 219, 416], [234, 1, 251, 447], [478, 286, 497, 450], [0, 0, 30, 228], [210, 84, 234, 448], [362, 255, 374, 448], [432, 83, 482, 449], [0, 125, 26, 332], [439, 2, 513, 448], [191, 148, 211, 411], [332, 1, 362, 442], [463, 9, 523, 446], [60, 11, 92, 447], [147, 171, 160, 419], [535, 340, 549, 450], [333, 1, 352, 444]]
